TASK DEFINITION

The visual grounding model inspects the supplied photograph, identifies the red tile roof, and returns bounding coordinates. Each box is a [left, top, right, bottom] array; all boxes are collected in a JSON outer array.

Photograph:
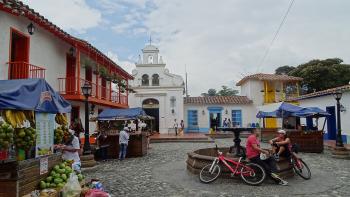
[[236, 73, 303, 86], [0, 0, 133, 79], [184, 96, 252, 105], [287, 84, 350, 101]]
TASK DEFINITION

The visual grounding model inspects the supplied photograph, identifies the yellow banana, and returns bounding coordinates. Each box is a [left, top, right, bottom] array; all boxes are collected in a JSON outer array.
[[6, 110, 17, 128]]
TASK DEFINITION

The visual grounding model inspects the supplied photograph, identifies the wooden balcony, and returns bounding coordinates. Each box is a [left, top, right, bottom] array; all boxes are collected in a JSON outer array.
[[58, 77, 128, 108], [7, 61, 46, 79]]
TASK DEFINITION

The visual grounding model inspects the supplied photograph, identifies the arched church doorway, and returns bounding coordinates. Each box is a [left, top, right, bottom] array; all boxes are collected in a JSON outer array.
[[142, 98, 159, 132]]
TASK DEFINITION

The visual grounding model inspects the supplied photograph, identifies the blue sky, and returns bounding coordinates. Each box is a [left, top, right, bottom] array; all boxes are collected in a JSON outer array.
[[22, 0, 350, 96]]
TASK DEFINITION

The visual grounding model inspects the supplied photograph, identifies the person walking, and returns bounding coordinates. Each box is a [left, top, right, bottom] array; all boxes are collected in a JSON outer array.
[[223, 118, 228, 128], [227, 118, 232, 128], [119, 127, 130, 160], [173, 119, 179, 136], [180, 120, 185, 135]]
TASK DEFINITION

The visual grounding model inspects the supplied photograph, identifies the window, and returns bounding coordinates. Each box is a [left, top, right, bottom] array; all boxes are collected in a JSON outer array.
[[231, 110, 242, 127], [141, 74, 149, 86], [152, 74, 159, 86], [187, 110, 198, 130], [148, 55, 153, 64]]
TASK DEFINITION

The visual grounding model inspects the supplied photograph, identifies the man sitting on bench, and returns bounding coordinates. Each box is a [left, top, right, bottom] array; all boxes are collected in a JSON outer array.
[[269, 129, 292, 161]]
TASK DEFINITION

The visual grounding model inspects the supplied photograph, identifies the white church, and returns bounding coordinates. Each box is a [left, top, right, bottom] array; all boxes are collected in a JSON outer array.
[[128, 43, 185, 133]]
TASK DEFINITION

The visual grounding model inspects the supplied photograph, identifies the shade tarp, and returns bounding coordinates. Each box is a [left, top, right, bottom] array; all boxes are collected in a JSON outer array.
[[98, 107, 149, 120], [256, 102, 330, 118], [0, 79, 71, 113], [292, 107, 330, 117], [256, 111, 277, 118]]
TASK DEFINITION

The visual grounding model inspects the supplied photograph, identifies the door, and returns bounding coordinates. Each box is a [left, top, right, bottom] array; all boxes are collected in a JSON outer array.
[[326, 106, 336, 140], [142, 98, 159, 132], [9, 29, 30, 79], [187, 110, 198, 132], [66, 54, 76, 94], [101, 78, 107, 99]]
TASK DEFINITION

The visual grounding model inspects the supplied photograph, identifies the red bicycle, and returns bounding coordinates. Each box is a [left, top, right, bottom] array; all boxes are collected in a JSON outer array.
[[199, 145, 266, 185], [290, 144, 311, 180]]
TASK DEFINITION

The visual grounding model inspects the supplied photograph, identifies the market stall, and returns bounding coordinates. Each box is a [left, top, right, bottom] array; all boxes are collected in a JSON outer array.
[[0, 79, 77, 197], [257, 102, 330, 153], [97, 107, 152, 159]]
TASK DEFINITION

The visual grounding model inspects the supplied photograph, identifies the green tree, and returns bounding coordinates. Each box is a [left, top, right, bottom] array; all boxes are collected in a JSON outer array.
[[275, 65, 295, 75], [288, 58, 350, 93], [217, 85, 239, 96], [201, 86, 239, 96]]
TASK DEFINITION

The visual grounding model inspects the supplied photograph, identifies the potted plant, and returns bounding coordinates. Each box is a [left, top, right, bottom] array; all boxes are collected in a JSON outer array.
[[99, 66, 108, 78], [93, 63, 99, 75]]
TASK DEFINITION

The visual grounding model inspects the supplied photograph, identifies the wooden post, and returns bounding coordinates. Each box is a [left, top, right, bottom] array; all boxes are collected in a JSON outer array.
[[77, 48, 81, 94]]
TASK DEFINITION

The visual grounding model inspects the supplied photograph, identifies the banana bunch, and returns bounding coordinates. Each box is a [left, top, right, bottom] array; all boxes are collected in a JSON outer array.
[[1, 110, 27, 128], [55, 113, 68, 126], [24, 111, 35, 127]]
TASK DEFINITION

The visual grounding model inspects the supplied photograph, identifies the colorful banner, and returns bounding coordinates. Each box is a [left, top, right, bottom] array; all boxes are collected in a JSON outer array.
[[35, 113, 54, 157]]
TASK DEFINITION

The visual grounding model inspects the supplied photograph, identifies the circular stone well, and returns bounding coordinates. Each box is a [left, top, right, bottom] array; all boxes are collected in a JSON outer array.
[[186, 147, 239, 176]]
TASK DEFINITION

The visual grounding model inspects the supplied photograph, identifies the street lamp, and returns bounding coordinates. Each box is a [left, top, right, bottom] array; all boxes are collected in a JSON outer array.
[[333, 90, 343, 147], [27, 22, 35, 35], [81, 81, 92, 154]]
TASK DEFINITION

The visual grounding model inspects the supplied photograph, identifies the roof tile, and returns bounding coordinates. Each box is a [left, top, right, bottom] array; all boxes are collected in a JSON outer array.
[[236, 73, 303, 86], [287, 84, 350, 101], [184, 96, 252, 105]]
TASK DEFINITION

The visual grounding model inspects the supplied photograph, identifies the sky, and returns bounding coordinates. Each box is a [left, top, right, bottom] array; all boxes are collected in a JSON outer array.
[[22, 0, 350, 96]]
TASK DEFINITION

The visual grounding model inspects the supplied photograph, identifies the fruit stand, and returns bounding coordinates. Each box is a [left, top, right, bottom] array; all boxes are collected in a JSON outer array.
[[0, 79, 74, 197], [257, 102, 329, 153], [97, 108, 151, 159]]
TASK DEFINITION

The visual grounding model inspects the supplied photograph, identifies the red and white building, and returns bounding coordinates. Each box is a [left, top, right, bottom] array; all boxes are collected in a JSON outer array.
[[0, 0, 133, 133]]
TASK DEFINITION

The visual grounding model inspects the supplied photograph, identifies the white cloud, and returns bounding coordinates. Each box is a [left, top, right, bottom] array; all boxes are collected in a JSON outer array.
[[22, 0, 102, 33], [106, 51, 135, 74], [138, 0, 350, 96]]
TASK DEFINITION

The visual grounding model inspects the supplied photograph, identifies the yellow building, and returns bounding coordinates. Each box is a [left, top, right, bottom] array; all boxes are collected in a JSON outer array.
[[236, 73, 303, 128]]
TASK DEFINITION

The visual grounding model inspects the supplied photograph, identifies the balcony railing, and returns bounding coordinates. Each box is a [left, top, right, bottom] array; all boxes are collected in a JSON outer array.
[[58, 77, 128, 106], [7, 61, 46, 79]]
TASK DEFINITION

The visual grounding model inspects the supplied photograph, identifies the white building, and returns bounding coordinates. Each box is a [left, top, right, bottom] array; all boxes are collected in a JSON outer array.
[[183, 96, 256, 132], [183, 73, 304, 132], [128, 44, 184, 133], [0, 1, 132, 134], [290, 85, 350, 144]]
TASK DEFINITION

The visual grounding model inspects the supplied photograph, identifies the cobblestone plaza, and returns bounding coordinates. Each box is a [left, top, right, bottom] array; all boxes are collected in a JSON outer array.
[[86, 139, 350, 197]]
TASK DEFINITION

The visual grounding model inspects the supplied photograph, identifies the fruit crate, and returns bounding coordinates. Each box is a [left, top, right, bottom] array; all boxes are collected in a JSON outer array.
[[0, 153, 62, 197]]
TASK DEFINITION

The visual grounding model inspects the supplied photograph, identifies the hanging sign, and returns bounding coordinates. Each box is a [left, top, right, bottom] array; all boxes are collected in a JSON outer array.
[[35, 113, 55, 157], [40, 156, 49, 175]]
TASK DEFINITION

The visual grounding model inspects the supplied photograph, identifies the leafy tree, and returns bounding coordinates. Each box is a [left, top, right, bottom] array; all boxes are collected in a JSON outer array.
[[208, 89, 217, 96], [201, 86, 238, 96], [275, 65, 295, 75], [201, 89, 216, 97], [217, 85, 239, 96], [288, 58, 350, 93]]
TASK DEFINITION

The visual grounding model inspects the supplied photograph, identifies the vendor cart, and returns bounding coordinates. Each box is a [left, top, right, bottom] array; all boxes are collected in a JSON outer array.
[[257, 102, 330, 153], [96, 108, 153, 159], [0, 79, 71, 197]]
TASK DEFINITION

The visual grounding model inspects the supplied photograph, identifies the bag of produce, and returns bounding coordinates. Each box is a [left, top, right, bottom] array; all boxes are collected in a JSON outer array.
[[62, 173, 81, 197]]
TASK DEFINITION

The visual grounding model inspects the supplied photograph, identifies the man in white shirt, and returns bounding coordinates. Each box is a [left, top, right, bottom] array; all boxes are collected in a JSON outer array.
[[60, 129, 81, 172], [173, 119, 178, 136], [119, 127, 130, 160]]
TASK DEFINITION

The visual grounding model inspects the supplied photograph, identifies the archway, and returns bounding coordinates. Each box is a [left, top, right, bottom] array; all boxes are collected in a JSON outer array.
[[142, 98, 159, 132]]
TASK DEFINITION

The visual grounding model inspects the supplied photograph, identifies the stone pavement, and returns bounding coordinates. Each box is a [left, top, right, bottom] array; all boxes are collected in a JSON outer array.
[[85, 139, 350, 197]]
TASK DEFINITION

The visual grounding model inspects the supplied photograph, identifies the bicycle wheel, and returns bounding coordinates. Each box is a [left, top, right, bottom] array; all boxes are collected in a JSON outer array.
[[292, 158, 311, 180], [240, 163, 266, 186], [199, 163, 221, 183]]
